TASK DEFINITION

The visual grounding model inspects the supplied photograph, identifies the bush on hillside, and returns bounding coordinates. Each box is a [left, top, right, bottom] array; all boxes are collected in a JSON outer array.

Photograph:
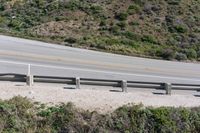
[[175, 52, 187, 61], [115, 12, 128, 21], [64, 37, 77, 44], [160, 49, 175, 60], [1, 96, 200, 132], [141, 35, 157, 44], [127, 4, 141, 15], [185, 49, 197, 59], [174, 24, 188, 33], [0, 0, 200, 61]]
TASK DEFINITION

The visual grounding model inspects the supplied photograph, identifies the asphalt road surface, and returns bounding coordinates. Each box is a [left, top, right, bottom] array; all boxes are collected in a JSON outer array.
[[0, 35, 200, 84]]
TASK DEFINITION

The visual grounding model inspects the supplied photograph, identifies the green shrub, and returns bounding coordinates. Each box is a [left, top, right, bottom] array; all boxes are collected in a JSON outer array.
[[175, 52, 187, 61], [160, 49, 175, 60], [0, 96, 35, 132], [8, 19, 22, 30], [64, 0, 80, 11], [121, 31, 141, 41], [99, 20, 106, 26], [174, 25, 188, 33], [109, 25, 120, 34], [0, 16, 5, 23], [116, 21, 127, 29], [197, 50, 200, 58], [0, 4, 5, 11], [185, 49, 197, 59], [134, 0, 145, 6], [141, 35, 157, 44], [121, 39, 140, 48], [64, 37, 77, 43], [38, 103, 75, 131], [150, 107, 177, 132], [167, 0, 182, 5], [129, 21, 140, 26], [127, 4, 141, 15], [90, 5, 103, 14], [55, 16, 66, 21], [115, 12, 128, 21], [1, 97, 200, 132], [36, 0, 46, 8], [105, 38, 120, 45]]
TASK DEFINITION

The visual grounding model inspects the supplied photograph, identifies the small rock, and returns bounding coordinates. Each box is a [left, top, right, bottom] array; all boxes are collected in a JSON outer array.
[[28, 91, 34, 94]]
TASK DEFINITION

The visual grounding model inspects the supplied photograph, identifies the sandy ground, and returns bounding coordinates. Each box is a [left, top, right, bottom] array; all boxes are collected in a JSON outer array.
[[1, 81, 200, 113]]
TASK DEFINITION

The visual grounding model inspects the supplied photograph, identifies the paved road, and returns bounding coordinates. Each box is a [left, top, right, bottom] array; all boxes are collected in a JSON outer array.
[[0, 35, 200, 84]]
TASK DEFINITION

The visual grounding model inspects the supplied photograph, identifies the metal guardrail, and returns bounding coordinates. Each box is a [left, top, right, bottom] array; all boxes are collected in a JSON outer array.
[[1, 73, 200, 95]]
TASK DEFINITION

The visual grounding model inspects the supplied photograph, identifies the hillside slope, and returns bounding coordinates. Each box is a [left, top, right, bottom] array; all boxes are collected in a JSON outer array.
[[0, 0, 200, 61]]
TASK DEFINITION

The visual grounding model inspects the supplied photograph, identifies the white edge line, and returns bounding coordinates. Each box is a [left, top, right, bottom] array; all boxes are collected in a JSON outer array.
[[0, 60, 200, 82]]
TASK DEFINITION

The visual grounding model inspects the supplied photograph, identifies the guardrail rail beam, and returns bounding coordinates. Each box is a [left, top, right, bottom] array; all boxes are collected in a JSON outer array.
[[2, 73, 200, 96]]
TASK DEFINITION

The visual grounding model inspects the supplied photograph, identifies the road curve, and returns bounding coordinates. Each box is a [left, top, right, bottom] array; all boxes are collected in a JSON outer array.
[[0, 35, 200, 84]]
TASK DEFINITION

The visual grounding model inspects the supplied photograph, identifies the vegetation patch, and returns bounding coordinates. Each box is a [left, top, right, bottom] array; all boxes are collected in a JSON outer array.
[[1, 96, 200, 132], [0, 0, 200, 61]]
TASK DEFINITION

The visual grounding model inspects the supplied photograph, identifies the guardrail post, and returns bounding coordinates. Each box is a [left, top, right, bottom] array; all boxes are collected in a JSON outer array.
[[121, 80, 127, 92], [26, 64, 33, 86], [76, 77, 80, 89], [164, 83, 171, 95], [26, 75, 34, 86], [28, 64, 31, 75]]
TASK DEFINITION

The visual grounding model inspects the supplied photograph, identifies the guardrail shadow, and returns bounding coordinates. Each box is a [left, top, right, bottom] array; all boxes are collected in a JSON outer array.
[[63, 87, 76, 90], [109, 89, 123, 92]]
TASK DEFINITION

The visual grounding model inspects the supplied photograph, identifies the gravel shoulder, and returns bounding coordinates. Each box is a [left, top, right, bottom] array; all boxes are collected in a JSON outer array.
[[1, 82, 200, 113]]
